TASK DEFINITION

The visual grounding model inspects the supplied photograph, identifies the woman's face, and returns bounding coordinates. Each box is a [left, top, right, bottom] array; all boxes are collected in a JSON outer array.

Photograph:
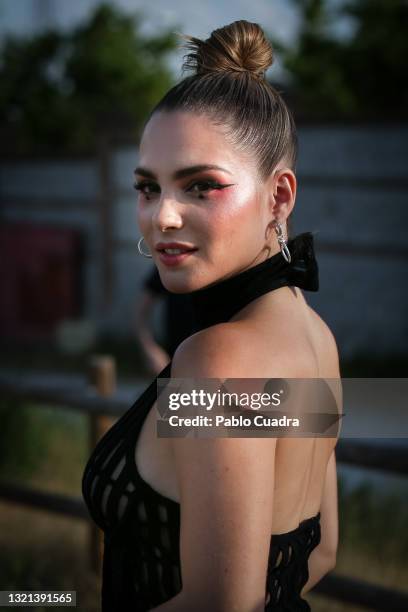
[[135, 110, 289, 293]]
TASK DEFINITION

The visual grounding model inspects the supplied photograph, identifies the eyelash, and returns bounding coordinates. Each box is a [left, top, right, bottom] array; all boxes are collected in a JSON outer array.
[[133, 179, 228, 198]]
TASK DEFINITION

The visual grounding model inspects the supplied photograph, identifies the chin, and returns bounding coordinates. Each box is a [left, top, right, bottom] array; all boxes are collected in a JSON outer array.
[[162, 272, 216, 294], [159, 274, 197, 294]]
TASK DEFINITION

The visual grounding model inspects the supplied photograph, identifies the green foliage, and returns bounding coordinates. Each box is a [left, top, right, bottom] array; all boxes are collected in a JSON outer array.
[[338, 477, 408, 563], [277, 0, 408, 119], [0, 3, 179, 154], [341, 0, 408, 116], [0, 399, 45, 480]]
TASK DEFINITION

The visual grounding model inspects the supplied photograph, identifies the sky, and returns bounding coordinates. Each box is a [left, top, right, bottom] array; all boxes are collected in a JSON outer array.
[[0, 0, 300, 40], [0, 0, 354, 81]]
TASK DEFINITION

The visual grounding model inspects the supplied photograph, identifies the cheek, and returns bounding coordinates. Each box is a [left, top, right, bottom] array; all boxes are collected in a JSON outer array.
[[136, 202, 150, 233], [205, 187, 261, 244]]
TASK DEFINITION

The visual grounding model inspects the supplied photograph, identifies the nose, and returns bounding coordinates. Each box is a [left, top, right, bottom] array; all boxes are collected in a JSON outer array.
[[152, 196, 184, 232]]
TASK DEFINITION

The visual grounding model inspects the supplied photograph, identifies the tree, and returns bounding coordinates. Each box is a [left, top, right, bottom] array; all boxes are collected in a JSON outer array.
[[342, 0, 408, 118], [0, 4, 180, 154], [277, 0, 408, 120]]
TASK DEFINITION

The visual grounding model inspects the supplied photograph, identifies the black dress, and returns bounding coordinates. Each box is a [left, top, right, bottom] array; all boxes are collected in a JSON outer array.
[[82, 232, 322, 611]]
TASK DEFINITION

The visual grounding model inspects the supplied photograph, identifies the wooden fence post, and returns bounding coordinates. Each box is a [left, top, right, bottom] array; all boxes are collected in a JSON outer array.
[[87, 354, 116, 575]]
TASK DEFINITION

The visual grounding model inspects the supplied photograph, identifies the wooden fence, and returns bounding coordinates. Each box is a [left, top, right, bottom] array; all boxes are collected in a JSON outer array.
[[0, 357, 407, 611]]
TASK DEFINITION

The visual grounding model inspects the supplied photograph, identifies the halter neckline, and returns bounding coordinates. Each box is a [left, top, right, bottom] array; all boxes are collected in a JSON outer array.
[[189, 231, 319, 331]]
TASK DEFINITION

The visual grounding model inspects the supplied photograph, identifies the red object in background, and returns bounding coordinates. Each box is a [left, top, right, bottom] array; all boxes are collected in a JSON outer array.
[[0, 222, 83, 341]]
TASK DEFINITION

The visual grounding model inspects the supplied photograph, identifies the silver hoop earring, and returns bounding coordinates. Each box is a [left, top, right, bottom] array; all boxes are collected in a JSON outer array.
[[275, 222, 291, 263], [137, 236, 153, 258]]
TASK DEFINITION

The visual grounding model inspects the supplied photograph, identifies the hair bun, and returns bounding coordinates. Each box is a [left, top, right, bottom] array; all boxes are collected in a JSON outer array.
[[177, 20, 274, 78]]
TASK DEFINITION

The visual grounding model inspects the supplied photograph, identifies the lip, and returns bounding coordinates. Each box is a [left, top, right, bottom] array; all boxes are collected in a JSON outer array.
[[158, 250, 197, 266], [154, 242, 198, 267], [155, 241, 197, 251]]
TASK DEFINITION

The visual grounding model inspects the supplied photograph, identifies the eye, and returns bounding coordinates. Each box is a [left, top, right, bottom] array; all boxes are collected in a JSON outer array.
[[133, 178, 232, 199], [187, 180, 224, 194], [133, 181, 158, 196]]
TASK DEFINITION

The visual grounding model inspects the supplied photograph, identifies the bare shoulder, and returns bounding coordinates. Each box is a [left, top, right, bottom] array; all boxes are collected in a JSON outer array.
[[306, 305, 341, 377], [171, 322, 246, 378], [309, 305, 339, 350], [171, 320, 312, 379]]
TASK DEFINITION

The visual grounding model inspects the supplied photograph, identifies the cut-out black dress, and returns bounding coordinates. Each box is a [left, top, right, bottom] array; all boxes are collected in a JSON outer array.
[[82, 232, 322, 611]]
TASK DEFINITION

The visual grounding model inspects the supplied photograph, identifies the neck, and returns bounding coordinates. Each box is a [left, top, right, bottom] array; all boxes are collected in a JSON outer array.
[[188, 232, 319, 331]]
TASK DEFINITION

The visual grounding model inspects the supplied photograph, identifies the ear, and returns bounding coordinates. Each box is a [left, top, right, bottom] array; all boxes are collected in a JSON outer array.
[[268, 167, 297, 222]]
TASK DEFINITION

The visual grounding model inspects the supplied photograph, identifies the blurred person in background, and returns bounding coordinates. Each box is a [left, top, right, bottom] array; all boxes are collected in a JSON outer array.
[[134, 266, 197, 375]]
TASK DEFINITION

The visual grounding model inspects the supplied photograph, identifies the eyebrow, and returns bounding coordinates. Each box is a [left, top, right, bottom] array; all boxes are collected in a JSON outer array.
[[134, 164, 233, 180]]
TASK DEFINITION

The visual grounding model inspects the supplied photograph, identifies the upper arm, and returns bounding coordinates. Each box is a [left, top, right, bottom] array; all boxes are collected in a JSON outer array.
[[318, 449, 339, 563], [169, 327, 277, 610]]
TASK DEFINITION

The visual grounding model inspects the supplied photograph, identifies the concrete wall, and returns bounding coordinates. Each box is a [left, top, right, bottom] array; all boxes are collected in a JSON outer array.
[[1, 124, 407, 358], [294, 125, 408, 359]]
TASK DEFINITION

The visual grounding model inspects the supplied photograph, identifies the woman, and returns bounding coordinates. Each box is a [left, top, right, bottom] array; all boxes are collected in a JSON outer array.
[[82, 20, 340, 611]]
